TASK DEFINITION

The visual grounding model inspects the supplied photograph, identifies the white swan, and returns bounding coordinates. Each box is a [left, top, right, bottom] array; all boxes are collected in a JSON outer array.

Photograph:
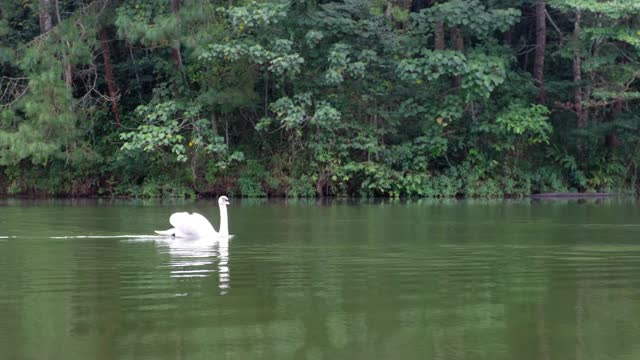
[[155, 196, 230, 239]]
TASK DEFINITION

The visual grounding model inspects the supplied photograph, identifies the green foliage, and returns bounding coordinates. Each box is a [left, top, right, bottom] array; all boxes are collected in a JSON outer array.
[[237, 160, 267, 198], [1, 0, 639, 198], [115, 0, 175, 45], [549, 0, 640, 18], [496, 104, 551, 143], [287, 175, 316, 198], [530, 167, 568, 193], [112, 176, 195, 198], [0, 56, 82, 166], [417, 0, 520, 35], [476, 103, 552, 154], [425, 172, 463, 198], [120, 95, 244, 168]]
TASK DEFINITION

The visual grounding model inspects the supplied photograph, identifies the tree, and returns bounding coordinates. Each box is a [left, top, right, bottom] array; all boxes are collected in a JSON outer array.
[[39, 0, 53, 33], [534, 0, 546, 103], [100, 28, 121, 126]]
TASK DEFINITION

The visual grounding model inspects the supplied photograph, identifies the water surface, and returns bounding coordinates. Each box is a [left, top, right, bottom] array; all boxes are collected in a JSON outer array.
[[1, 198, 640, 359]]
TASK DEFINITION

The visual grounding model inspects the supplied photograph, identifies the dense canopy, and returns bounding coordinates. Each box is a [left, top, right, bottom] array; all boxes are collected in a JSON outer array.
[[1, 0, 639, 198]]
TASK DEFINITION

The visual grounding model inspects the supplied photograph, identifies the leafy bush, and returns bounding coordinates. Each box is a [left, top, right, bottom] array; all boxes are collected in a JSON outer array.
[[288, 175, 316, 198], [238, 160, 266, 198]]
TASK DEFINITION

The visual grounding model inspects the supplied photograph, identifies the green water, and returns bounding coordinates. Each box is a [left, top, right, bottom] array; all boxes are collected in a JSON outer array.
[[1, 198, 640, 360]]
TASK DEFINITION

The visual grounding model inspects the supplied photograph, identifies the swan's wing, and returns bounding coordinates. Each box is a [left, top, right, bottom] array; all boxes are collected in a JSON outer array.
[[169, 212, 216, 237]]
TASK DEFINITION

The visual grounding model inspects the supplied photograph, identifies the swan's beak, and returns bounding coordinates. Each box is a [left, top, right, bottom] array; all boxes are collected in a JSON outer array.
[[225, 200, 230, 205]]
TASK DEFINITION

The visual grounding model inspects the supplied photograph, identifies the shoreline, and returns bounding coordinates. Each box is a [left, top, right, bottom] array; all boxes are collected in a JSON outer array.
[[0, 193, 630, 201]]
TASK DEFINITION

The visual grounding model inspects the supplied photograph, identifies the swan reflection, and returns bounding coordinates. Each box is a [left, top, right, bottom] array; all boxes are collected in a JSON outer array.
[[160, 238, 231, 293], [65, 234, 232, 294]]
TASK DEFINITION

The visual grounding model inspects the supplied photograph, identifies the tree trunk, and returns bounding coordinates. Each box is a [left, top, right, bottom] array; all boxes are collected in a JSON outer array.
[[39, 0, 53, 33], [225, 118, 229, 146], [432, 0, 445, 51], [451, 26, 464, 88], [573, 11, 587, 128], [573, 55, 585, 128], [614, 97, 624, 114], [63, 62, 73, 88], [534, 1, 547, 103], [503, 27, 513, 46], [385, 1, 393, 19], [127, 42, 143, 102], [264, 74, 269, 117], [604, 16, 624, 149], [54, 0, 73, 89], [100, 29, 121, 127], [606, 97, 623, 148], [410, 0, 430, 12], [170, 0, 183, 71], [211, 113, 219, 135], [316, 175, 326, 198], [452, 27, 464, 52], [434, 22, 445, 50]]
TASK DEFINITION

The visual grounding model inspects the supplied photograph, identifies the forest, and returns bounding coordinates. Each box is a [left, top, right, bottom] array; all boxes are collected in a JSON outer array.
[[1, 0, 639, 198]]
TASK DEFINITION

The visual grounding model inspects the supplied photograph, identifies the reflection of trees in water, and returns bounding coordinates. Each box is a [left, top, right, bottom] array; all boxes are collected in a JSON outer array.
[[62, 237, 234, 359], [0, 236, 128, 359], [5, 201, 640, 359], [249, 212, 640, 359], [201, 204, 638, 359]]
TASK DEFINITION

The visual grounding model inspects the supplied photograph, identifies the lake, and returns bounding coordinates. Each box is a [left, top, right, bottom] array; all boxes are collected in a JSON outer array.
[[1, 198, 640, 359]]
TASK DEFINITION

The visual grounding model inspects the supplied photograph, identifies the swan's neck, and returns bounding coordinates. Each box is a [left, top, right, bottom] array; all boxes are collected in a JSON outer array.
[[219, 205, 229, 238]]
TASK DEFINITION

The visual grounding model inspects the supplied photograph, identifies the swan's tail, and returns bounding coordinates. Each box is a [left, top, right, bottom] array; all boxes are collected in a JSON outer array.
[[154, 229, 176, 236]]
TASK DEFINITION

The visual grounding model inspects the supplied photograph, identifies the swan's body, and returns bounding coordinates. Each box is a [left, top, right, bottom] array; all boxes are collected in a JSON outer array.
[[155, 196, 230, 239]]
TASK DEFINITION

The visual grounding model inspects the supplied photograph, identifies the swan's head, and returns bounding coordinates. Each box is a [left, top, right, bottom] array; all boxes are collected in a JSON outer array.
[[218, 195, 230, 206]]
